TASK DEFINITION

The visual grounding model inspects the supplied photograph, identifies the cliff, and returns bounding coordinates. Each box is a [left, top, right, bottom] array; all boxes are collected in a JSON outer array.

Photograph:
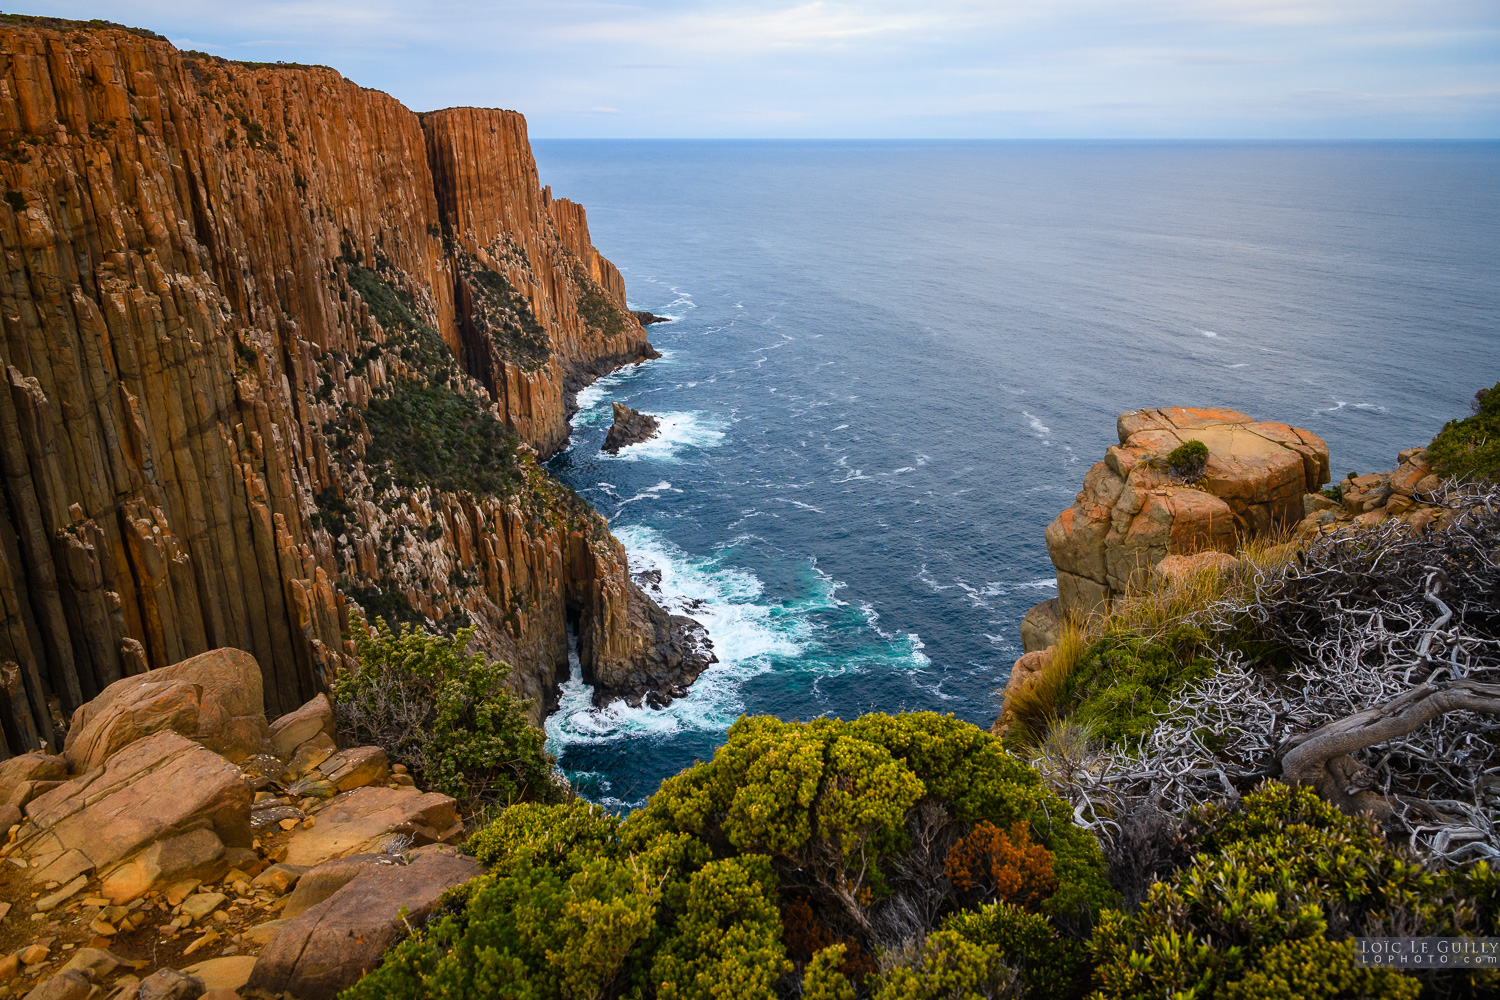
[[0, 16, 690, 755]]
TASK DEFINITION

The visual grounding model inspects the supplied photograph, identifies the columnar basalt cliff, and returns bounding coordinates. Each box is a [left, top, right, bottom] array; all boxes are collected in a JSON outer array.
[[0, 17, 698, 755]]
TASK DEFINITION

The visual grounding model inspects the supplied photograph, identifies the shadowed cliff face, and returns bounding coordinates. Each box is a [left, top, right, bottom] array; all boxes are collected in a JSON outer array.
[[0, 18, 675, 754]]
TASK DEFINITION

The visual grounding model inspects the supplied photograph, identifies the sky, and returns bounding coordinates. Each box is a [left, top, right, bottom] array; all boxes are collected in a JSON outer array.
[[24, 1, 1500, 138]]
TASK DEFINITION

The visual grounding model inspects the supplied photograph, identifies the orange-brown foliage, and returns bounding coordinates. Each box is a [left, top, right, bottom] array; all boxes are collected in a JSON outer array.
[[944, 819, 1057, 910]]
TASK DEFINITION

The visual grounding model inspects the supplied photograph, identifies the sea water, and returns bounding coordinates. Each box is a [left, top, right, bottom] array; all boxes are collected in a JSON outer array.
[[534, 140, 1500, 809]]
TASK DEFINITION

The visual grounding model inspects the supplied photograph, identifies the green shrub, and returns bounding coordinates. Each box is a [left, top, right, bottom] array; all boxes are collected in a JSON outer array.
[[330, 615, 564, 813], [1052, 626, 1213, 745], [344, 713, 1113, 1000], [1089, 782, 1479, 1000], [1166, 439, 1209, 480], [1428, 381, 1500, 481], [363, 381, 524, 499]]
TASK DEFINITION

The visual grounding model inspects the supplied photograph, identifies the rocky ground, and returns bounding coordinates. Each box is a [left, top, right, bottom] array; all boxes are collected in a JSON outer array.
[[0, 650, 478, 1000]]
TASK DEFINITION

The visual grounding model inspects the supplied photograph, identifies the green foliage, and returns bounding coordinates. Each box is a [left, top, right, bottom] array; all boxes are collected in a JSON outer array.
[[467, 264, 552, 370], [1167, 439, 1209, 479], [803, 945, 857, 1000], [944, 903, 1091, 1000], [347, 713, 1112, 1000], [1088, 782, 1471, 1000], [363, 382, 524, 499], [1218, 938, 1419, 1000], [574, 263, 630, 340], [331, 615, 563, 812], [651, 856, 791, 1000], [868, 930, 1011, 1000], [1428, 381, 1500, 481], [1052, 626, 1212, 745]]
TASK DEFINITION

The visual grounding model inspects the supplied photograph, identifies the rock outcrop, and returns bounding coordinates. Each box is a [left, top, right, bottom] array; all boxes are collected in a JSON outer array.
[[247, 846, 481, 999], [0, 16, 699, 752], [1291, 446, 1453, 538], [1044, 407, 1329, 619], [602, 401, 662, 454], [1001, 412, 1453, 735]]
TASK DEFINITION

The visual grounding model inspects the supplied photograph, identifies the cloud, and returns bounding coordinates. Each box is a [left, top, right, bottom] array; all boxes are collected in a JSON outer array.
[[20, 0, 1500, 137]]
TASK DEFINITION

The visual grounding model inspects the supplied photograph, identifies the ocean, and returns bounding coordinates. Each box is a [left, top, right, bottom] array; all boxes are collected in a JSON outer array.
[[531, 140, 1500, 810]]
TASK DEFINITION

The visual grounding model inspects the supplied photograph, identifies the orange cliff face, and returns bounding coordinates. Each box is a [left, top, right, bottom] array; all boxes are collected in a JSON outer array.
[[0, 17, 684, 754]]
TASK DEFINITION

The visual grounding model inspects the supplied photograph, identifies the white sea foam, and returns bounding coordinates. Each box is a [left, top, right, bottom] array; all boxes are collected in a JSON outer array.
[[545, 527, 816, 751], [1023, 411, 1050, 436], [601, 411, 729, 462], [545, 526, 929, 755], [1199, 330, 1219, 338]]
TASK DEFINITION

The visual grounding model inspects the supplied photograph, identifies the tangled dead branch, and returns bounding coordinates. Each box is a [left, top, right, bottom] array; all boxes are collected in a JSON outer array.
[[1037, 480, 1500, 866]]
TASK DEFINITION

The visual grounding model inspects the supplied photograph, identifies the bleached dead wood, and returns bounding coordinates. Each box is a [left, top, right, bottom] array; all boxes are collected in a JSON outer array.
[[1036, 480, 1500, 865]]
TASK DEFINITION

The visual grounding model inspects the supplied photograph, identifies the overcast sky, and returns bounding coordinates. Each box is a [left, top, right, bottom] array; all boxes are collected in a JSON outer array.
[[29, 1, 1500, 137]]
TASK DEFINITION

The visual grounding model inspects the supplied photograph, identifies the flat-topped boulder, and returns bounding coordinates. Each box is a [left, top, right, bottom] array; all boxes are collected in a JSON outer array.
[[248, 846, 481, 999], [1045, 407, 1329, 618], [14, 730, 251, 888], [63, 648, 271, 770]]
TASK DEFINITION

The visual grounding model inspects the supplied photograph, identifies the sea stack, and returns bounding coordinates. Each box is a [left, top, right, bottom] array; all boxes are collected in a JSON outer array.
[[603, 402, 663, 454]]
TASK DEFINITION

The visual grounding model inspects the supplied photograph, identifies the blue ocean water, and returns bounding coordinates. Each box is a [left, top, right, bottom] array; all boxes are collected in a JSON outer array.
[[534, 140, 1500, 809]]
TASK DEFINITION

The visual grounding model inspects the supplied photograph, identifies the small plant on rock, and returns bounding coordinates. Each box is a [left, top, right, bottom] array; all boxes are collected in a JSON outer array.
[[1166, 438, 1209, 481]]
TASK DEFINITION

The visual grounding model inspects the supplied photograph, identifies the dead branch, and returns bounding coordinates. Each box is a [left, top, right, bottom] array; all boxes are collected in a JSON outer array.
[[1279, 679, 1500, 818], [1034, 479, 1500, 866]]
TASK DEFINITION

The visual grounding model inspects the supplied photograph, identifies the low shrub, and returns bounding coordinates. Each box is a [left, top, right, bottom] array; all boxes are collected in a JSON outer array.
[[345, 712, 1114, 1000], [1051, 626, 1213, 746], [330, 615, 564, 813], [1428, 381, 1500, 481], [1166, 438, 1209, 480], [363, 381, 524, 499], [1090, 782, 1489, 1000]]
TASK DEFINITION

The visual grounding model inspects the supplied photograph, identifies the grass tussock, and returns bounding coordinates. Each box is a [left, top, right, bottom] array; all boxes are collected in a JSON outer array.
[[1002, 523, 1297, 751]]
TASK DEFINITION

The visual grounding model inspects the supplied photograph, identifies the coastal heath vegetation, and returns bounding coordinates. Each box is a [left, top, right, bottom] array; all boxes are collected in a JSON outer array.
[[330, 614, 566, 815], [341, 712, 1492, 1000], [1427, 381, 1500, 481]]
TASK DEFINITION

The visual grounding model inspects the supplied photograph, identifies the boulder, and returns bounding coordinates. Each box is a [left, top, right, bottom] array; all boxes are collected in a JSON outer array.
[[1020, 598, 1062, 654], [15, 731, 251, 887], [247, 847, 481, 999], [60, 947, 122, 981], [1045, 407, 1328, 619], [21, 970, 93, 1000], [281, 854, 388, 919], [601, 402, 661, 454], [284, 732, 336, 779], [319, 746, 389, 792], [182, 956, 256, 993], [993, 646, 1056, 736], [0, 753, 68, 806], [1150, 551, 1240, 592], [99, 827, 227, 905], [268, 694, 336, 762], [63, 649, 270, 770], [282, 786, 463, 867], [137, 968, 205, 1000]]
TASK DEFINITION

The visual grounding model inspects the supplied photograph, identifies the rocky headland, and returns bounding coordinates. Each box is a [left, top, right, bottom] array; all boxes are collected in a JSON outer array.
[[601, 402, 662, 455], [1003, 406, 1463, 708], [0, 15, 709, 753]]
